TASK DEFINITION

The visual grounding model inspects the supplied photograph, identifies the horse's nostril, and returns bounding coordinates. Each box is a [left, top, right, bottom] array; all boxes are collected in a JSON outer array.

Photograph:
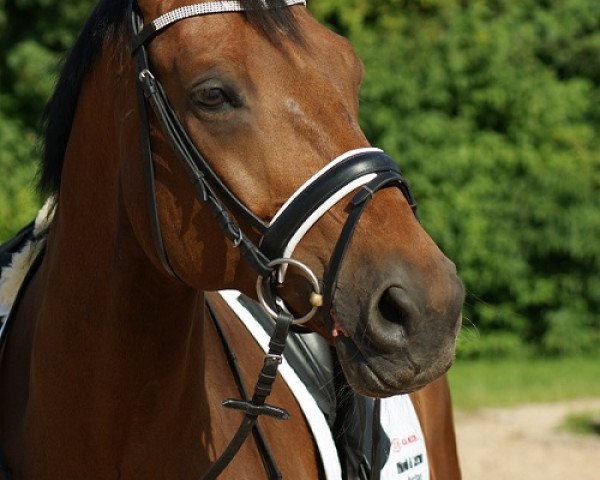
[[378, 286, 410, 336]]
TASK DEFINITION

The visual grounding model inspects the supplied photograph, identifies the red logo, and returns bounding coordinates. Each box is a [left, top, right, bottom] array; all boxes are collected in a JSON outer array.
[[391, 434, 418, 453]]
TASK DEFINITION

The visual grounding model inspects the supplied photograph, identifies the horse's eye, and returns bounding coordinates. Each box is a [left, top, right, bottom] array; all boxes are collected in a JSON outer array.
[[193, 86, 230, 110]]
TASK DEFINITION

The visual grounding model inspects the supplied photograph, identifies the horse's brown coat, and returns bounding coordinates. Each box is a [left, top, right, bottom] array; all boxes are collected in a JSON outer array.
[[411, 375, 462, 480], [0, 1, 463, 478]]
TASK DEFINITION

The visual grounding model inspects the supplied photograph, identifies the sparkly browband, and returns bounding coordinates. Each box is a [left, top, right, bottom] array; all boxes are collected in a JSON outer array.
[[132, 0, 307, 51]]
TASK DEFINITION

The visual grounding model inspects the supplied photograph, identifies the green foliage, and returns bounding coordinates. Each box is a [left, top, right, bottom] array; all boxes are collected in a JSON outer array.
[[0, 0, 96, 239], [1, 0, 96, 126], [312, 0, 600, 357], [457, 329, 529, 360], [0, 0, 598, 357], [0, 112, 39, 240]]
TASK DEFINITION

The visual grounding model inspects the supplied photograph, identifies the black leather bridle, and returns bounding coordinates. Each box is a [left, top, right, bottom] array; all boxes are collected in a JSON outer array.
[[130, 0, 416, 324], [129, 1, 417, 478]]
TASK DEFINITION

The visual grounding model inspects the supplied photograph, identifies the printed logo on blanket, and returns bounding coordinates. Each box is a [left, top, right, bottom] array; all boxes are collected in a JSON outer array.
[[379, 395, 429, 480]]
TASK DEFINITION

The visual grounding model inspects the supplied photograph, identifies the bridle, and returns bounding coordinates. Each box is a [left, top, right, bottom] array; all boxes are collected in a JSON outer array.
[[130, 0, 416, 323], [129, 0, 417, 478]]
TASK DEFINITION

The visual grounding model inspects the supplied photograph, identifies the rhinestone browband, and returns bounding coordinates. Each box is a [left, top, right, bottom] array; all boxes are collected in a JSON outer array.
[[152, 1, 306, 32]]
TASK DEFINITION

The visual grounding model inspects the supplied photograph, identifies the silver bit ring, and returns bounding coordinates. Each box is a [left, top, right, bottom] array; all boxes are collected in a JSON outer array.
[[256, 258, 321, 324]]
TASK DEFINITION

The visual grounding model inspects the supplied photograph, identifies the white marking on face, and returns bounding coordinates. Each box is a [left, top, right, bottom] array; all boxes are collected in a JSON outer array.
[[286, 98, 303, 116]]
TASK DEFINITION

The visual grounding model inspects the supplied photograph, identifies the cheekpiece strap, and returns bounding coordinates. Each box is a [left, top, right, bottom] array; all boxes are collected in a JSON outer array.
[[322, 172, 409, 328], [132, 0, 306, 51]]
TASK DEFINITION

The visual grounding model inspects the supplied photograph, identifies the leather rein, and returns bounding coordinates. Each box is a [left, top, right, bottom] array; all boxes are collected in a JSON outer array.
[[131, 1, 418, 478]]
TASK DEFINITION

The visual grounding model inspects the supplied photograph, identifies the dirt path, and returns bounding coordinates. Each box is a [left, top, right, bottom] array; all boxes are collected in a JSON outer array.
[[454, 398, 600, 480]]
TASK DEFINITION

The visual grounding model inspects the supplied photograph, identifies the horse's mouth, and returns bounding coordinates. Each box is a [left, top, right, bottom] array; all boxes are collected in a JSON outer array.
[[330, 309, 351, 338], [333, 328, 449, 397]]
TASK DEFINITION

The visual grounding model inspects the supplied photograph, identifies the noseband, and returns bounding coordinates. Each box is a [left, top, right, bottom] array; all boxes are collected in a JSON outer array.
[[130, 1, 417, 477]]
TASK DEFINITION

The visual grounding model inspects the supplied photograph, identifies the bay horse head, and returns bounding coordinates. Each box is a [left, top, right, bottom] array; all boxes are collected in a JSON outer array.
[[43, 0, 463, 398]]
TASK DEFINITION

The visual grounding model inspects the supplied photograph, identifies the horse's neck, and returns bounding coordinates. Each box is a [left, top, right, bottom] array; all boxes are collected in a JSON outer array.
[[11, 46, 215, 476], [27, 238, 207, 461], [32, 43, 205, 396]]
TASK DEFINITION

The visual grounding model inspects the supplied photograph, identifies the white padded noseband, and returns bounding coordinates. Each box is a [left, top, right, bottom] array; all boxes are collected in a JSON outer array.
[[268, 147, 383, 281]]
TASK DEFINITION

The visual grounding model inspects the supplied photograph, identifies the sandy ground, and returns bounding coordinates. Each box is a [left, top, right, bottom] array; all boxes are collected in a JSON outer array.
[[454, 399, 600, 480]]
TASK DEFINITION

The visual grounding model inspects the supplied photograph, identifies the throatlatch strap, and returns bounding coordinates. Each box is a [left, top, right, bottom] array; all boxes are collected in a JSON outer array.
[[133, 56, 181, 279]]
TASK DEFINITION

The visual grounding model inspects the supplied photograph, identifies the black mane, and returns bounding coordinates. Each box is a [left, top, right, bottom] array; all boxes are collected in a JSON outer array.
[[39, 0, 300, 195]]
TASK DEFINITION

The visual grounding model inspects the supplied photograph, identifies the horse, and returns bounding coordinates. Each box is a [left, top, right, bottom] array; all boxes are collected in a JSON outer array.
[[0, 0, 464, 478]]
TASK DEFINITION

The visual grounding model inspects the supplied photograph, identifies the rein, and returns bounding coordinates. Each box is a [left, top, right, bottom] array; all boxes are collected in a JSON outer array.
[[129, 0, 418, 477], [205, 307, 294, 480], [205, 298, 284, 479]]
